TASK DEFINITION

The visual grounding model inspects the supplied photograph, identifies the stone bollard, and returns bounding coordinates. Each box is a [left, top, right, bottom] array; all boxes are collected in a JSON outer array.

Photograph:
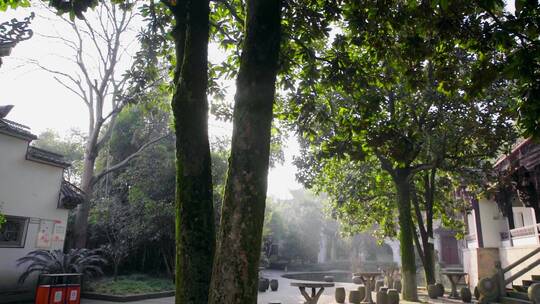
[[270, 279, 278, 291], [349, 290, 361, 304], [460, 287, 472, 303], [376, 290, 388, 304], [427, 284, 439, 299], [335, 287, 346, 303], [393, 281, 402, 293], [528, 283, 540, 304], [435, 283, 445, 297], [357, 285, 366, 301], [375, 280, 384, 292], [258, 278, 269, 292], [387, 289, 399, 304]]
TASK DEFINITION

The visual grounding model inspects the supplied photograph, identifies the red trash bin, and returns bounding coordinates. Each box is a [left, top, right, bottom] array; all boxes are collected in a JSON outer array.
[[65, 275, 82, 304], [35, 274, 82, 304]]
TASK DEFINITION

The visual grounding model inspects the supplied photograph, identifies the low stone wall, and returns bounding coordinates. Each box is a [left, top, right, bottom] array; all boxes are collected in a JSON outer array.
[[462, 247, 499, 289], [282, 271, 352, 283], [82, 290, 175, 302]]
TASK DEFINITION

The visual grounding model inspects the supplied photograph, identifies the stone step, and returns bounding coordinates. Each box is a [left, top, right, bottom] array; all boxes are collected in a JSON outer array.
[[522, 279, 540, 287], [513, 285, 528, 293], [501, 296, 532, 304], [507, 291, 530, 301]]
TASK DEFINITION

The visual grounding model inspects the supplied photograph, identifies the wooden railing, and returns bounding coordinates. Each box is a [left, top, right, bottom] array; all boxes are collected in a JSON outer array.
[[510, 225, 537, 238], [500, 224, 540, 247], [501, 247, 540, 286], [477, 247, 540, 302]]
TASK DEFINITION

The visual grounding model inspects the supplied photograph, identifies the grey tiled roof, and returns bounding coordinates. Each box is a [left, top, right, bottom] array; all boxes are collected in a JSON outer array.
[[26, 146, 71, 168], [59, 180, 85, 209], [0, 118, 36, 140]]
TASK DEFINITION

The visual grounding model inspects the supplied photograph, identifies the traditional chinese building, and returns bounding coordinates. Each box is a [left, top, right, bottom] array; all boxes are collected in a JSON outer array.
[[463, 138, 540, 301], [0, 106, 84, 302]]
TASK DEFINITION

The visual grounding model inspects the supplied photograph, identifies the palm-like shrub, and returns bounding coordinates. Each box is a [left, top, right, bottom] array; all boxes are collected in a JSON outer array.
[[17, 249, 106, 284]]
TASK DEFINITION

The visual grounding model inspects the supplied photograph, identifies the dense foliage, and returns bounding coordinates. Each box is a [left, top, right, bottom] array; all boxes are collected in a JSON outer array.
[[280, 1, 519, 296]]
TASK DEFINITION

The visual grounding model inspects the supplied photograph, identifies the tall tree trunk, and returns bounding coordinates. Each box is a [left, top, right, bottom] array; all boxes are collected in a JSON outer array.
[[113, 261, 119, 281], [208, 0, 281, 303], [162, 246, 172, 278], [423, 169, 436, 285], [423, 240, 436, 285], [394, 168, 418, 301], [171, 1, 215, 304], [411, 174, 436, 286], [72, 149, 97, 248]]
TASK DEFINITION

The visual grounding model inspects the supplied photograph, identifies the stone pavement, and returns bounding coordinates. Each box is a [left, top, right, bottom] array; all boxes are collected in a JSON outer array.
[[81, 270, 463, 304]]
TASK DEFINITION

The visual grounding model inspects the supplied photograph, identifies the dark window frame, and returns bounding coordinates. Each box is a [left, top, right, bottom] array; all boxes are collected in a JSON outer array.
[[0, 216, 29, 248]]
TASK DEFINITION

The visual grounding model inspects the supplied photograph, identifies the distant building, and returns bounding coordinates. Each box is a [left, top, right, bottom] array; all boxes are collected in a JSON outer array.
[[316, 206, 463, 280], [462, 138, 540, 289], [0, 107, 84, 302]]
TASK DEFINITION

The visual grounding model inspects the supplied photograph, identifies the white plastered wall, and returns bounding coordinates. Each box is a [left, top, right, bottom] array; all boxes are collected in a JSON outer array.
[[0, 134, 68, 292], [479, 197, 508, 248]]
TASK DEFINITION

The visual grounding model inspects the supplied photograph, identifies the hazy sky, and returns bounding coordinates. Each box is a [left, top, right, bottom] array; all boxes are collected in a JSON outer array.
[[0, 5, 302, 199]]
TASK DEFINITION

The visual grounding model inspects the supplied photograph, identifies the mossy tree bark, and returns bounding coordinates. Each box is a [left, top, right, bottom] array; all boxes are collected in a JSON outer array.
[[378, 154, 419, 301], [170, 1, 215, 303], [393, 168, 419, 302], [208, 0, 281, 303]]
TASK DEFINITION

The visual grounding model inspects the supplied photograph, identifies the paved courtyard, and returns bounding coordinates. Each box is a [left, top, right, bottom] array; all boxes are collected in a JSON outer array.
[[80, 270, 464, 304]]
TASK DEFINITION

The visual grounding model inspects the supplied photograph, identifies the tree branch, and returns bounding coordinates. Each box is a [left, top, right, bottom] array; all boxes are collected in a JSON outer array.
[[411, 183, 427, 242], [92, 134, 171, 185], [476, 2, 537, 45], [412, 220, 426, 266], [410, 163, 434, 175], [29, 60, 89, 105], [213, 0, 244, 25], [52, 76, 86, 101], [374, 150, 396, 178]]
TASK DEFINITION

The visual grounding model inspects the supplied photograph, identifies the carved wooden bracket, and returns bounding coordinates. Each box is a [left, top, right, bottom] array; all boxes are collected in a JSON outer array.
[[0, 13, 35, 67]]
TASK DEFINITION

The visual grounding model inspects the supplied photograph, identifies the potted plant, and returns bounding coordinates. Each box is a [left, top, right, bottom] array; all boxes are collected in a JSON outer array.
[[16, 248, 106, 284]]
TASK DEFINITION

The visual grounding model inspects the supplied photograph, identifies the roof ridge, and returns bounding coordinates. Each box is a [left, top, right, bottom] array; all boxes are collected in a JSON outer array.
[[0, 118, 30, 130], [0, 117, 37, 140], [26, 146, 71, 168], [28, 145, 65, 158]]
